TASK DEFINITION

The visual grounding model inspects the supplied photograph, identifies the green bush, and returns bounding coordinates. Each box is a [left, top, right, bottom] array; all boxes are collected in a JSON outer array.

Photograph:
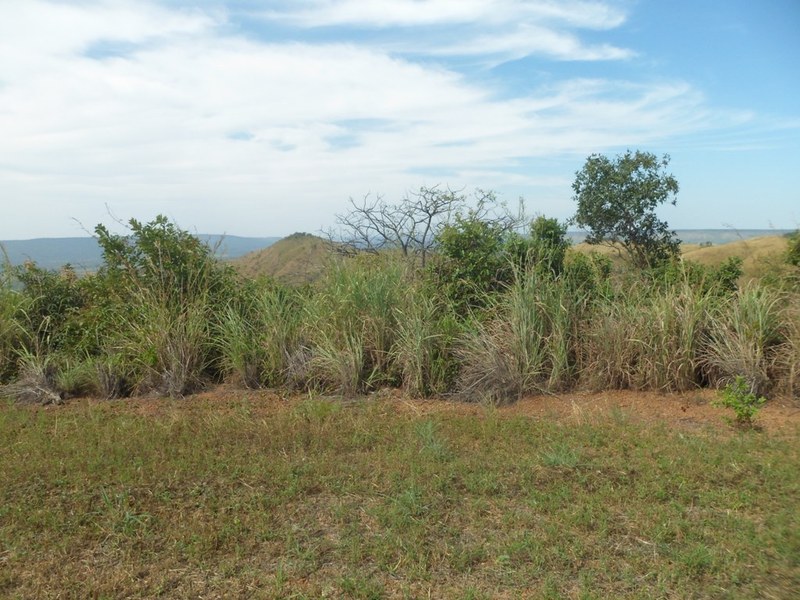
[[715, 375, 766, 426]]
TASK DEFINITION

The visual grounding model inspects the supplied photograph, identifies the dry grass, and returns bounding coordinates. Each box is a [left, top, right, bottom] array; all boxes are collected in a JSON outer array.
[[682, 236, 789, 279], [572, 235, 789, 279]]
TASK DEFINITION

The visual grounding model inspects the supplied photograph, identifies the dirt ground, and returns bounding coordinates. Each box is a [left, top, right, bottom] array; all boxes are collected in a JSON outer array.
[[54, 385, 800, 436]]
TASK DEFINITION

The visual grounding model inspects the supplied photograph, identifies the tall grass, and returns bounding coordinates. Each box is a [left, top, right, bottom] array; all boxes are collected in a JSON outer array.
[[392, 291, 457, 397], [581, 278, 715, 392], [4, 223, 800, 403], [457, 266, 586, 403], [701, 284, 788, 396], [0, 281, 28, 383], [303, 256, 408, 394], [107, 290, 212, 397], [216, 280, 303, 388]]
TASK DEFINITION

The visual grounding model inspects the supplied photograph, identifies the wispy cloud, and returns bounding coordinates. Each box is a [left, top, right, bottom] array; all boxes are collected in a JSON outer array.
[[0, 0, 789, 237], [263, 0, 626, 30], [258, 0, 633, 62]]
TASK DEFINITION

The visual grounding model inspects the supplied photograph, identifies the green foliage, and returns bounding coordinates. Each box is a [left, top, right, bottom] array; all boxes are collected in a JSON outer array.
[[561, 251, 612, 296], [652, 256, 743, 296], [84, 215, 240, 396], [715, 375, 766, 426], [433, 207, 512, 313], [572, 150, 680, 269], [94, 215, 229, 301], [526, 215, 570, 276], [12, 263, 86, 354]]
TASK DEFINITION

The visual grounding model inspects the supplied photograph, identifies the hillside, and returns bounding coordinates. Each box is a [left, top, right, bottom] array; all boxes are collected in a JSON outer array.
[[682, 235, 789, 276], [233, 232, 332, 285], [572, 235, 789, 278]]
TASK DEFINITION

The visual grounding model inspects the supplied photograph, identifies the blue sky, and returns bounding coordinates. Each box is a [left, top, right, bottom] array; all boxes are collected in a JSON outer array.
[[0, 0, 798, 239]]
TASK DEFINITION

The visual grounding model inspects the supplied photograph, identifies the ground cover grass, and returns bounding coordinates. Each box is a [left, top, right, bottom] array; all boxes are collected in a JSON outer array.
[[1, 394, 797, 599]]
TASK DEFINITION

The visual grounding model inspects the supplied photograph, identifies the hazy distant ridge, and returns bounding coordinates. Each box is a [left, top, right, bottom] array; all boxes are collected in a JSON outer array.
[[1, 235, 281, 270], [1, 230, 792, 271]]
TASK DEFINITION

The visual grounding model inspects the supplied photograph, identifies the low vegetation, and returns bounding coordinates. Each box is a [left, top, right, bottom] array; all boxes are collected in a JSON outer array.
[[1, 394, 797, 598], [1, 198, 799, 405]]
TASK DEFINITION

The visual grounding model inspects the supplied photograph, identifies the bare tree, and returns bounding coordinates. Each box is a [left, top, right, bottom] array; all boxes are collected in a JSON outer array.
[[327, 186, 522, 268]]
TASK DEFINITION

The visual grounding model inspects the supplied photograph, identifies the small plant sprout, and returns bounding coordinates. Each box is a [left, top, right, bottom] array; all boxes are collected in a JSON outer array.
[[716, 375, 767, 427]]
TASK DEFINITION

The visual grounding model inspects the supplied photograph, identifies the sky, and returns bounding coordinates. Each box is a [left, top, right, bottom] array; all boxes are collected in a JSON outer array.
[[0, 0, 798, 240]]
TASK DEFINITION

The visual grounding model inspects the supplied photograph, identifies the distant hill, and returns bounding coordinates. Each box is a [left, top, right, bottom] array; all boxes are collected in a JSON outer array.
[[573, 235, 790, 279], [233, 233, 332, 285], [682, 236, 789, 277], [567, 229, 793, 245], [0, 235, 280, 271]]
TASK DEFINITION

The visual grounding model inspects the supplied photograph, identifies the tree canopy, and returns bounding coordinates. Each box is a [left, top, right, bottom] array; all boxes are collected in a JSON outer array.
[[572, 150, 680, 269]]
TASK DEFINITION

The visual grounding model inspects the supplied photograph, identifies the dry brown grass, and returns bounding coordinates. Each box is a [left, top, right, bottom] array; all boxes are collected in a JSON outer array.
[[571, 235, 789, 279], [682, 235, 789, 279]]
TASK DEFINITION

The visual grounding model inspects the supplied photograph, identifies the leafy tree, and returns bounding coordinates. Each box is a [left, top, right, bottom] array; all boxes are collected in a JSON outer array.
[[572, 150, 680, 269]]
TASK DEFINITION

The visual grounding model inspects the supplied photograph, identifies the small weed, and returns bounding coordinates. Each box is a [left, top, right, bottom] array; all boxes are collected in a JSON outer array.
[[541, 441, 581, 468], [413, 418, 451, 460], [715, 375, 766, 427]]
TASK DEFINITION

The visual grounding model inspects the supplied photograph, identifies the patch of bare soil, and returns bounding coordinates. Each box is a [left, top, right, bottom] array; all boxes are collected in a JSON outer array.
[[49, 385, 800, 434]]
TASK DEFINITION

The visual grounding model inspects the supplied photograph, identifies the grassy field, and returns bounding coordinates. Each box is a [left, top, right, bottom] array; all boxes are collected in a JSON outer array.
[[1, 392, 798, 599]]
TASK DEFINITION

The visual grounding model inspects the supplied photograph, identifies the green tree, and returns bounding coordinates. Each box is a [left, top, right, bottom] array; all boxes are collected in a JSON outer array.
[[572, 150, 680, 269]]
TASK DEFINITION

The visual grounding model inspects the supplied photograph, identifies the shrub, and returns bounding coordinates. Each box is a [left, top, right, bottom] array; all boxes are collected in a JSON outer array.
[[715, 375, 766, 427], [433, 209, 512, 313], [12, 262, 86, 355]]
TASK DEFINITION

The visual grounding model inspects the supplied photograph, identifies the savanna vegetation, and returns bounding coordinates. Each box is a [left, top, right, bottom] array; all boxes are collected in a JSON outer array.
[[1, 151, 799, 598]]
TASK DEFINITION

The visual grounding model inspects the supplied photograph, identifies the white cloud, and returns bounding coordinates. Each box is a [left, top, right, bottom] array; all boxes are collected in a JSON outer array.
[[259, 0, 632, 62], [0, 0, 767, 238], [265, 0, 626, 30]]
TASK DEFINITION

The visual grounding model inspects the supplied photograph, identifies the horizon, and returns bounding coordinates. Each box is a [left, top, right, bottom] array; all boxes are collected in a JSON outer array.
[[1, 1, 798, 239], [2, 227, 793, 244]]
